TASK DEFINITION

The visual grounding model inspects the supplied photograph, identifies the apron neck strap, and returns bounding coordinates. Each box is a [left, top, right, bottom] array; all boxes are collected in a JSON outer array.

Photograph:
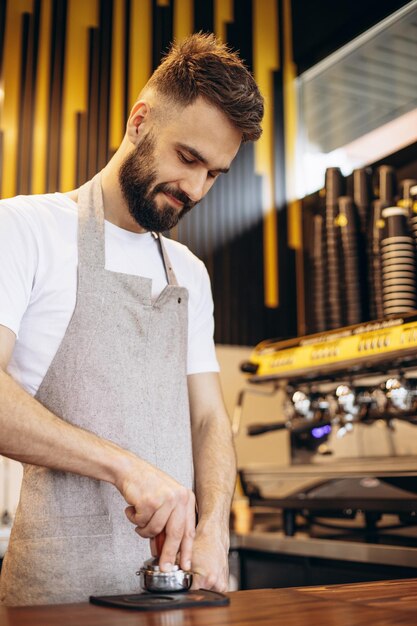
[[77, 172, 106, 268], [77, 174, 180, 286], [154, 233, 179, 286]]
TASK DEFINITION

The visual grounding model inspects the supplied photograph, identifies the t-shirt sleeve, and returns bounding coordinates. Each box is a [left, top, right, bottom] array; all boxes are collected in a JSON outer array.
[[187, 262, 220, 375], [0, 202, 38, 338]]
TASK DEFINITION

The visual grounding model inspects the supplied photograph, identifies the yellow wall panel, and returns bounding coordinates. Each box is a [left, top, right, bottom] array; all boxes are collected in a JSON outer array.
[[174, 0, 193, 42], [32, 0, 52, 194], [253, 0, 280, 308], [1, 0, 34, 199], [129, 0, 152, 110], [283, 0, 299, 248], [60, 0, 99, 192], [214, 0, 233, 42], [109, 0, 126, 150]]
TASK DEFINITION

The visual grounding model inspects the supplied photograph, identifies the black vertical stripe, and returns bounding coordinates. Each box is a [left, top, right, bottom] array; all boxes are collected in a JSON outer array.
[[226, 0, 253, 71], [75, 111, 88, 187], [0, 0, 7, 85], [234, 149, 246, 343], [86, 27, 100, 179], [124, 0, 131, 119], [193, 0, 214, 33], [274, 1, 286, 212], [46, 0, 67, 192], [203, 183, 213, 277], [213, 244, 225, 343], [29, 0, 41, 191], [16, 12, 31, 195], [97, 0, 113, 169], [250, 162, 264, 345], [212, 182, 224, 342], [241, 144, 255, 342], [152, 0, 172, 72], [223, 159, 233, 342], [75, 0, 114, 181], [17, 1, 41, 195]]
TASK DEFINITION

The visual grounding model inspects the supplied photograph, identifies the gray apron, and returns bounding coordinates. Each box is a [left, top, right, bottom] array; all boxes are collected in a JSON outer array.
[[0, 173, 193, 605]]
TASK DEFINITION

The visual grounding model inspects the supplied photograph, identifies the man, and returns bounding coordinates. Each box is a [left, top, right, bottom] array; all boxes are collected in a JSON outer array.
[[0, 33, 263, 605]]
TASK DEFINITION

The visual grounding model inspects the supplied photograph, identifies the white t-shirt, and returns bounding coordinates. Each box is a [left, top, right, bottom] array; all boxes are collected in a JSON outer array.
[[0, 192, 219, 396]]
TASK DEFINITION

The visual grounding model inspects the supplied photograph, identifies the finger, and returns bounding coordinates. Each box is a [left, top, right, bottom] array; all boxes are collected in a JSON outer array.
[[191, 569, 220, 591], [148, 536, 180, 562], [178, 493, 196, 571], [159, 522, 184, 572], [158, 499, 189, 572], [135, 501, 172, 539], [124, 505, 137, 524], [190, 570, 204, 590], [125, 504, 156, 530]]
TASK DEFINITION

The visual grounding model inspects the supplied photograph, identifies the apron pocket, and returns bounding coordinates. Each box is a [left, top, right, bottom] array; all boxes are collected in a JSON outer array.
[[11, 514, 113, 540]]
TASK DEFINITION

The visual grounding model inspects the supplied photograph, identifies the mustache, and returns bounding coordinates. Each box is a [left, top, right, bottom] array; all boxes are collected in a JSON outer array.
[[153, 183, 196, 209]]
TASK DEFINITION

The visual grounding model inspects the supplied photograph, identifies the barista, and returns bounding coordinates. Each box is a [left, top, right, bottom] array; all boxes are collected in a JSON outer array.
[[0, 33, 264, 605]]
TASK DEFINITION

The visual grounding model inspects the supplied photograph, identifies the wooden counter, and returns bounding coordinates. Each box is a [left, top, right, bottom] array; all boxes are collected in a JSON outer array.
[[1, 578, 417, 625]]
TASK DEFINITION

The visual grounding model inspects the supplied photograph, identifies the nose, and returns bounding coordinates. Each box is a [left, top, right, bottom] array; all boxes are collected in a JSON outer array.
[[180, 170, 208, 203]]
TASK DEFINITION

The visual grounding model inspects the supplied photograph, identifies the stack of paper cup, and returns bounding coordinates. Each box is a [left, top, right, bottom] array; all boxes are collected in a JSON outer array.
[[337, 196, 362, 326], [381, 206, 417, 316]]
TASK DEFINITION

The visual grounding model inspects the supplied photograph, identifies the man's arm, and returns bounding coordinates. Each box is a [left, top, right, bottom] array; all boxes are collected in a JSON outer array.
[[0, 324, 195, 572], [188, 371, 237, 592]]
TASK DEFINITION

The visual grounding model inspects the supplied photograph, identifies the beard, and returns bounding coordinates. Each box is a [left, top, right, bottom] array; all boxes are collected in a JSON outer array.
[[118, 133, 196, 232]]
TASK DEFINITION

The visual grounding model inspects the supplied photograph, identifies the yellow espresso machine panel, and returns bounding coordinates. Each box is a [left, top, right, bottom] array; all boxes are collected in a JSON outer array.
[[244, 314, 417, 382]]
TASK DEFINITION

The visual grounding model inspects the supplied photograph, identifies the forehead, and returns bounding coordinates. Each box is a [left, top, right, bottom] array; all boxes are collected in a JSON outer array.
[[159, 97, 242, 168]]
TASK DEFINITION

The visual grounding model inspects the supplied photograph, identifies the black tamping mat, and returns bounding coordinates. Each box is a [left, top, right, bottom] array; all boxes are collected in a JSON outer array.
[[90, 589, 229, 611]]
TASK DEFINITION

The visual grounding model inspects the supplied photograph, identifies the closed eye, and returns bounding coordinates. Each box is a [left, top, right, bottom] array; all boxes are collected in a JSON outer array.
[[178, 152, 195, 165], [178, 150, 220, 179]]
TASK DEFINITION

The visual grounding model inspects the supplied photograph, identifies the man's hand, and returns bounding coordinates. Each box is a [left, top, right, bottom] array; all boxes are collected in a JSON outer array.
[[190, 526, 229, 592], [119, 461, 196, 573]]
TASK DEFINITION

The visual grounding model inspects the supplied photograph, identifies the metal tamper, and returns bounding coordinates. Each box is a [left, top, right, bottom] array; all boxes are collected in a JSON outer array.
[[137, 531, 193, 593]]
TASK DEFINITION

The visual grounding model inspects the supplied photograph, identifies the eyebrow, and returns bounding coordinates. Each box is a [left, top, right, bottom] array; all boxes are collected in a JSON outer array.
[[177, 143, 230, 174]]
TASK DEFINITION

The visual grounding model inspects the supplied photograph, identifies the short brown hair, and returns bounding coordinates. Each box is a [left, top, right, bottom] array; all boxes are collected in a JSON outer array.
[[146, 33, 264, 142]]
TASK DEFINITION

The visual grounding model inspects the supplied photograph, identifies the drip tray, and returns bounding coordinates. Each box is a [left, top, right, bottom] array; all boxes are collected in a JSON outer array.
[[90, 590, 229, 611]]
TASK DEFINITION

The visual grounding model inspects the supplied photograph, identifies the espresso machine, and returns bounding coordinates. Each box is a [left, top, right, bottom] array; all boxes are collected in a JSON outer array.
[[234, 313, 417, 538]]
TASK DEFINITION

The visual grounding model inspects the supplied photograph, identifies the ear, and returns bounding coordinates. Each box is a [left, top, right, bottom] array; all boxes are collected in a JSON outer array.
[[126, 101, 151, 143]]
